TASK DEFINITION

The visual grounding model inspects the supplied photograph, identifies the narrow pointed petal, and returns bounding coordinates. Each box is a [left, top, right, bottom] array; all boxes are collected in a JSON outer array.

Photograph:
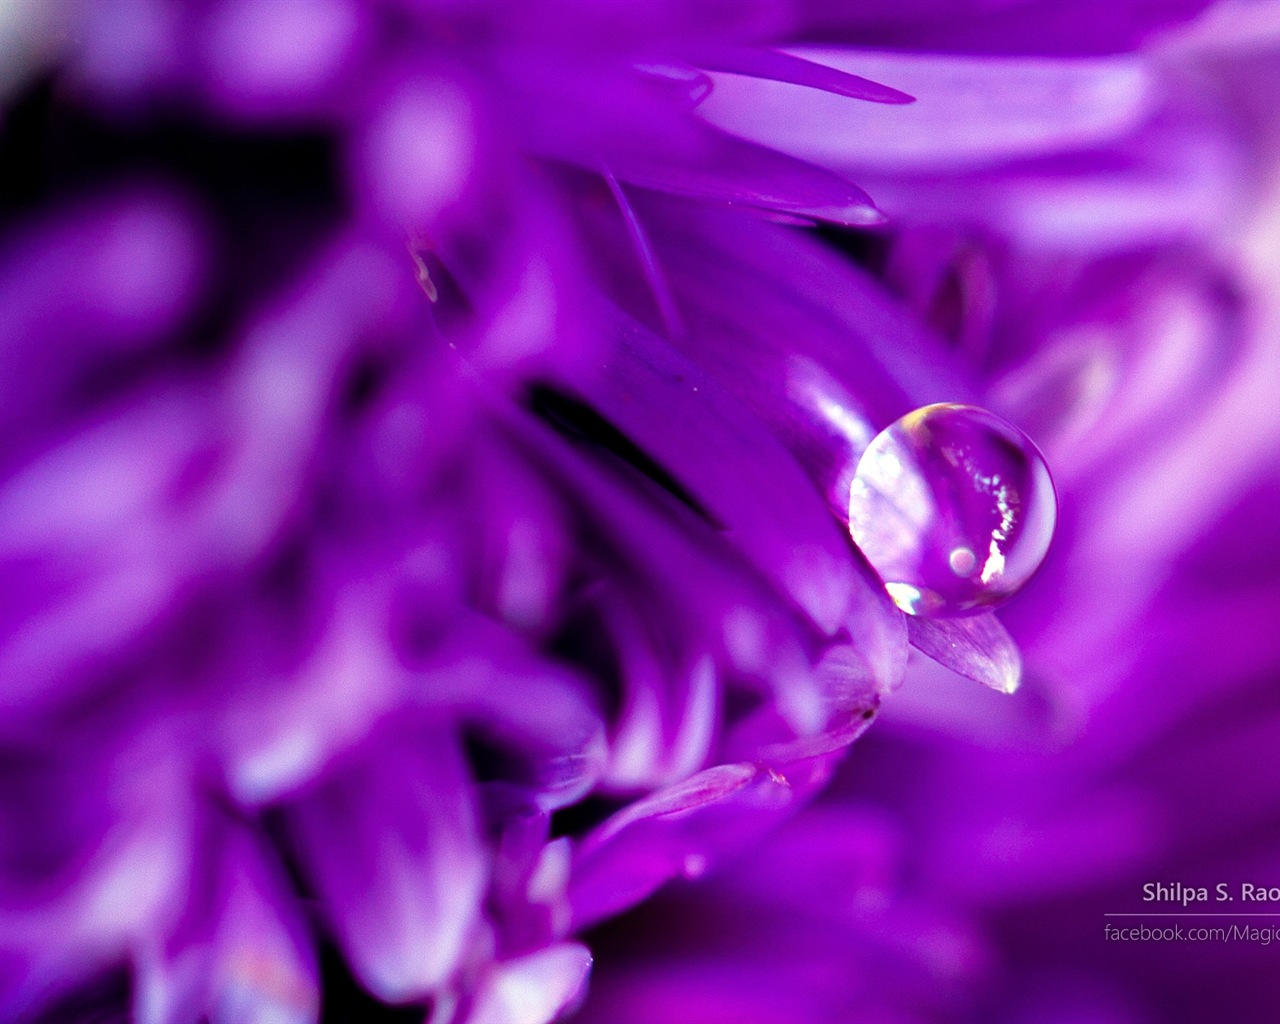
[[722, 641, 891, 772], [488, 816, 572, 954], [634, 197, 978, 513], [513, 67, 881, 226], [466, 944, 593, 1024], [606, 123, 882, 226], [221, 583, 405, 807], [550, 305, 862, 637], [907, 613, 1023, 694], [410, 619, 609, 813], [137, 820, 319, 1024], [489, 396, 905, 739], [568, 763, 797, 929], [461, 433, 575, 637], [602, 170, 685, 340], [598, 590, 719, 791], [693, 45, 914, 104], [284, 726, 486, 1003], [699, 49, 1159, 172]]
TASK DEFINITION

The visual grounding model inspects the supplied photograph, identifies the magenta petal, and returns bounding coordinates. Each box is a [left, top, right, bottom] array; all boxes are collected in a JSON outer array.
[[0, 189, 205, 449], [699, 49, 1159, 173], [492, 400, 901, 739], [636, 198, 979, 512], [552, 306, 863, 638], [608, 124, 882, 226], [462, 435, 575, 636], [0, 237, 424, 721], [284, 725, 486, 1003], [723, 641, 892, 772], [793, 0, 1214, 57], [507, 61, 882, 225], [465, 943, 593, 1024], [592, 589, 719, 791], [907, 613, 1023, 694], [693, 45, 914, 104], [220, 582, 407, 807], [0, 392, 212, 717], [136, 819, 319, 1024], [0, 730, 194, 1020], [411, 620, 609, 812], [854, 109, 1242, 253], [568, 763, 797, 929], [488, 815, 573, 955]]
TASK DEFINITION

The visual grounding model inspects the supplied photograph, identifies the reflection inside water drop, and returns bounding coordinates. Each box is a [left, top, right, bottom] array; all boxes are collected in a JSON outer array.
[[848, 403, 1056, 617]]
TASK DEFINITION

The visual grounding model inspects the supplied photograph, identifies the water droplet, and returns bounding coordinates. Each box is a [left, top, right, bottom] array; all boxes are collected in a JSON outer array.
[[848, 403, 1056, 617]]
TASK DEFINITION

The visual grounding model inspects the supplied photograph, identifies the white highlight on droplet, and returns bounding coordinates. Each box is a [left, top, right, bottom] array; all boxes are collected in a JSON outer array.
[[948, 546, 976, 576]]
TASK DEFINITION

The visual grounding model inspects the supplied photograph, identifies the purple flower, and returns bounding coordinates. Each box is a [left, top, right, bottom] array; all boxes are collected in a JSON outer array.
[[0, 2, 909, 1020], [0, 1, 1268, 1023], [576, 4, 1280, 1023]]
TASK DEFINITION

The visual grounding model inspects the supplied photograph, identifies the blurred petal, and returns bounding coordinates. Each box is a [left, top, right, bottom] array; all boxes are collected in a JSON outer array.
[[465, 943, 592, 1024], [285, 726, 486, 1002], [137, 818, 318, 1024], [569, 763, 799, 929]]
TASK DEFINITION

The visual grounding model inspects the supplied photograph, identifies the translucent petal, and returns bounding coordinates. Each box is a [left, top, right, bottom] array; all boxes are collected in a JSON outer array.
[[569, 763, 799, 929], [693, 45, 914, 104], [466, 944, 593, 1024], [700, 49, 1159, 172], [136, 819, 319, 1024], [284, 726, 485, 1002], [907, 613, 1023, 694]]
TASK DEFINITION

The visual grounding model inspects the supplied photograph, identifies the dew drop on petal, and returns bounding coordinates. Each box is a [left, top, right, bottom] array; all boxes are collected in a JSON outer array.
[[848, 403, 1056, 617]]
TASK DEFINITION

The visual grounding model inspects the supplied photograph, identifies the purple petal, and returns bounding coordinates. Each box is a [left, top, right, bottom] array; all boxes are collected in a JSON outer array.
[[0, 189, 205, 454], [0, 392, 214, 717], [594, 591, 719, 790], [284, 724, 486, 1003], [197, 0, 369, 120], [492, 399, 896, 740], [220, 583, 406, 807], [633, 197, 979, 513], [353, 77, 600, 380], [488, 391, 870, 742], [602, 171, 685, 340], [859, 109, 1243, 253], [789, 0, 1214, 57], [456, 432, 576, 636], [136, 818, 318, 1024], [549, 305, 865, 638], [699, 49, 1159, 173], [907, 613, 1023, 694], [722, 642, 892, 774], [568, 763, 798, 929], [488, 815, 572, 955], [692, 45, 914, 103], [464, 943, 592, 1024], [408, 619, 609, 813], [609, 125, 882, 226], [0, 731, 195, 1019], [0, 239, 415, 721], [506, 63, 881, 225]]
